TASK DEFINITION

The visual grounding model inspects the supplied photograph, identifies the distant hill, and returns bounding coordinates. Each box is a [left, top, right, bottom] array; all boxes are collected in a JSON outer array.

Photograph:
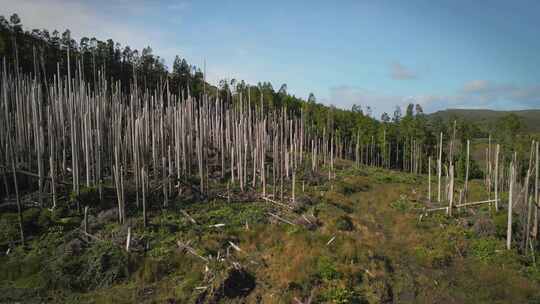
[[428, 109, 540, 133]]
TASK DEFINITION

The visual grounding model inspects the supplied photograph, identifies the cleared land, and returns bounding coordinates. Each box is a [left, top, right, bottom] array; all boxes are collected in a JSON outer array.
[[1, 161, 539, 303]]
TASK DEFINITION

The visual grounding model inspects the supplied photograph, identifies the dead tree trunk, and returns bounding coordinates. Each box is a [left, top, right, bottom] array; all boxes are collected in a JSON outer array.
[[507, 162, 515, 250]]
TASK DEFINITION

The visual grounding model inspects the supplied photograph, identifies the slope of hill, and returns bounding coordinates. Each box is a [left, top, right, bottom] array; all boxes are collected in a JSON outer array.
[[428, 109, 540, 133], [2, 163, 539, 303]]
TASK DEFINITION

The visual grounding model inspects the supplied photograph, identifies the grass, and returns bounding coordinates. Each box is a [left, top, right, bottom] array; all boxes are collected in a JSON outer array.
[[1, 160, 539, 303]]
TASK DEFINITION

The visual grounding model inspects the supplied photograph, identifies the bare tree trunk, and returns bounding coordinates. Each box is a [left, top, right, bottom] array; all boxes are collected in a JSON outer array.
[[84, 206, 89, 241], [438, 132, 443, 202], [464, 139, 470, 201], [448, 163, 454, 216], [495, 144, 499, 211], [9, 137, 24, 246], [507, 162, 515, 250], [142, 167, 147, 228], [126, 227, 131, 252], [534, 142, 539, 241], [428, 156, 432, 202]]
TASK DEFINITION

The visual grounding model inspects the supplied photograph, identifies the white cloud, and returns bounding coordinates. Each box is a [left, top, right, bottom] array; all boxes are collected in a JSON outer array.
[[414, 81, 540, 112], [4, 0, 147, 48], [462, 79, 489, 93], [326, 80, 540, 118], [168, 1, 189, 11], [390, 61, 417, 80], [324, 85, 409, 118]]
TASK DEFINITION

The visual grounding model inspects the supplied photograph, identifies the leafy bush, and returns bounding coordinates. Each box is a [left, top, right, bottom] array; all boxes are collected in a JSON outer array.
[[524, 264, 540, 282], [46, 240, 128, 291], [493, 212, 510, 238], [317, 257, 340, 281], [457, 156, 483, 180], [390, 195, 417, 212], [81, 241, 128, 289], [469, 237, 503, 263], [37, 209, 53, 228]]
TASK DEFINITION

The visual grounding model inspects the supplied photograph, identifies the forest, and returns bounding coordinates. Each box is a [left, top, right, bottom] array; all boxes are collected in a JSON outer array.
[[1, 13, 540, 303]]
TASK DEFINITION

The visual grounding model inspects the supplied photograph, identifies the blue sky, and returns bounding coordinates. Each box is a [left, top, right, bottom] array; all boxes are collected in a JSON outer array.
[[4, 0, 540, 116]]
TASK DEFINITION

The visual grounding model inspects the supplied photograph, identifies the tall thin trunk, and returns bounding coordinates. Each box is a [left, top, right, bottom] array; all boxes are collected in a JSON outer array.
[[507, 162, 515, 250]]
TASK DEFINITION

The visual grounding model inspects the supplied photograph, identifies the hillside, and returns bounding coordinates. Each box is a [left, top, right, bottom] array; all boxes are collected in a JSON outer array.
[[428, 109, 540, 133], [2, 12, 540, 304], [3, 163, 539, 303]]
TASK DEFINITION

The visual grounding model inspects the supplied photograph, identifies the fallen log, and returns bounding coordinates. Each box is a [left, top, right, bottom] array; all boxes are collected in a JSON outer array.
[[262, 196, 293, 210], [454, 199, 498, 208], [180, 210, 197, 224], [424, 206, 449, 213], [177, 240, 208, 262], [268, 212, 296, 225]]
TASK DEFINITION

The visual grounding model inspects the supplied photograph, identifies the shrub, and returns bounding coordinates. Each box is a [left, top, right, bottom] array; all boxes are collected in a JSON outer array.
[[390, 195, 416, 212], [37, 209, 53, 228], [46, 240, 128, 291], [469, 237, 502, 263], [317, 257, 340, 281], [493, 212, 509, 238], [456, 152, 483, 180], [413, 245, 452, 268], [81, 241, 128, 289]]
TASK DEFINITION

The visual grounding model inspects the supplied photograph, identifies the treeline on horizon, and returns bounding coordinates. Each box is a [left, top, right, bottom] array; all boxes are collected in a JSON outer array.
[[0, 13, 536, 175]]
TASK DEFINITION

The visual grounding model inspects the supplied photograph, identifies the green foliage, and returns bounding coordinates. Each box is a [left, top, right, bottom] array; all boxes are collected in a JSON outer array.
[[524, 265, 540, 282], [493, 212, 509, 238], [317, 257, 341, 281], [456, 151, 484, 180], [47, 240, 128, 291], [469, 237, 503, 263], [373, 170, 419, 184], [413, 245, 452, 268], [390, 195, 419, 212], [0, 213, 19, 244], [196, 201, 268, 229], [414, 225, 470, 268], [320, 285, 362, 304], [78, 241, 128, 289], [22, 208, 41, 231], [37, 209, 53, 228]]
